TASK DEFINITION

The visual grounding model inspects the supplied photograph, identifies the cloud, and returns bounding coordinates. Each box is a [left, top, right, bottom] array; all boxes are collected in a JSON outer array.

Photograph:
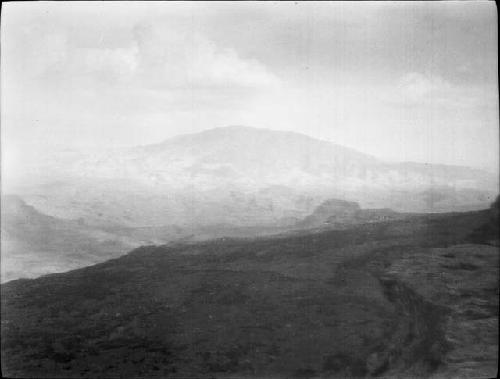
[[392, 72, 497, 111], [398, 72, 452, 101], [27, 21, 280, 92], [77, 46, 139, 79], [131, 23, 281, 90], [186, 37, 280, 88]]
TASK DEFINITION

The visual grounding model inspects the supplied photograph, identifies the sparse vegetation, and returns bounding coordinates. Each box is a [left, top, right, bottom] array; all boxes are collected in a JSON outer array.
[[1, 208, 498, 378]]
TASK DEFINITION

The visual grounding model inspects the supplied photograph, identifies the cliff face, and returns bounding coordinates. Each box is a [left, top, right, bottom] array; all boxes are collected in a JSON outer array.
[[297, 199, 402, 229]]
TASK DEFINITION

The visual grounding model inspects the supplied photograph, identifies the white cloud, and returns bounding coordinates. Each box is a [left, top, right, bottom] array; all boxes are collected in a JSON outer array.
[[77, 46, 139, 78], [132, 24, 281, 90], [25, 22, 280, 91], [398, 72, 452, 101], [392, 72, 497, 111], [185, 37, 280, 88]]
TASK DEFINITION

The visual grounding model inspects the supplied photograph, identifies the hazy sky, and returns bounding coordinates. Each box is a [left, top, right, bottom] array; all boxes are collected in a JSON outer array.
[[2, 1, 498, 172]]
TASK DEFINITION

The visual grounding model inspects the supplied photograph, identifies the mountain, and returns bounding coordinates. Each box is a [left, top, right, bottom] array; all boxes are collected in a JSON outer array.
[[76, 126, 499, 192], [12, 126, 498, 229], [3, 126, 497, 281], [2, 207, 498, 378]]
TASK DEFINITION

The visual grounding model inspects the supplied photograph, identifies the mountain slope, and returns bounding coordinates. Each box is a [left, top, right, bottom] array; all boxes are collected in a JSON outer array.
[[1, 208, 498, 378], [0, 195, 292, 282], [14, 126, 498, 228], [0, 196, 138, 282], [59, 126, 498, 192]]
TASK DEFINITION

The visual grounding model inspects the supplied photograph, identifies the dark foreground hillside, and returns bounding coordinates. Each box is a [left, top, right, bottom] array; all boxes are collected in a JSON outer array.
[[1, 208, 498, 378]]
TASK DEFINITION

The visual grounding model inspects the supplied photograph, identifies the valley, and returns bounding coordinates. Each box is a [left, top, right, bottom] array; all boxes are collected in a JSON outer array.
[[2, 126, 498, 282], [8, 127, 498, 229]]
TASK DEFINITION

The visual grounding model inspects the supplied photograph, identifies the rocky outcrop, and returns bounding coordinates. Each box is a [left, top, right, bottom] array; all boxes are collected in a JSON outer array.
[[296, 199, 401, 229]]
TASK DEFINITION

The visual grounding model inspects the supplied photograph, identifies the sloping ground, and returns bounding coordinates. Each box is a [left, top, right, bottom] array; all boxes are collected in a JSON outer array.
[[338, 243, 498, 378], [1, 196, 288, 282], [1, 196, 139, 283], [1, 208, 498, 378]]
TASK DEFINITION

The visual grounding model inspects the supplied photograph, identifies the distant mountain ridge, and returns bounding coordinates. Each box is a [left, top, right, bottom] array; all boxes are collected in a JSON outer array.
[[8, 126, 498, 229], [73, 126, 496, 190]]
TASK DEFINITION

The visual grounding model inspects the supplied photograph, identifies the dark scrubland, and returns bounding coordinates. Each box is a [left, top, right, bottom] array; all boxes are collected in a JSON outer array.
[[1, 204, 498, 378]]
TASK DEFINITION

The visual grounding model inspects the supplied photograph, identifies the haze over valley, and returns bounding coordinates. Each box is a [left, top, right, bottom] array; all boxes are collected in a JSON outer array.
[[3, 126, 498, 282]]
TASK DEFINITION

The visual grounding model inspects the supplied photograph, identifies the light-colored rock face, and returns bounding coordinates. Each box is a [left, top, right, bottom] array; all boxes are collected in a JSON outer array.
[[7, 126, 499, 227]]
